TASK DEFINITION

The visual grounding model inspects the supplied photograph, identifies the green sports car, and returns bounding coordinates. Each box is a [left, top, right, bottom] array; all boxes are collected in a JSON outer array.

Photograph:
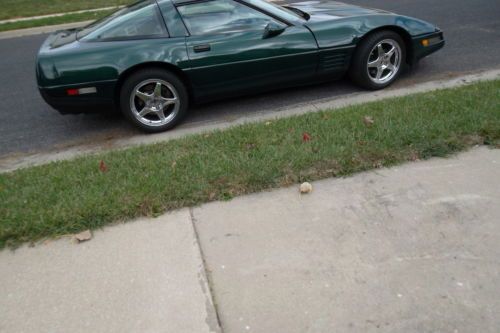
[[36, 0, 444, 132]]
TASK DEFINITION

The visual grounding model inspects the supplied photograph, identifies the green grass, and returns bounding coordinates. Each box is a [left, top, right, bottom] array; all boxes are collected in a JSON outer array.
[[0, 0, 131, 21], [1, 81, 499, 248], [0, 10, 114, 32]]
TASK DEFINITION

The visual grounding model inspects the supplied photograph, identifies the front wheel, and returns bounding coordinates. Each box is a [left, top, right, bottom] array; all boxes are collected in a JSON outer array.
[[120, 68, 188, 133], [349, 31, 406, 90]]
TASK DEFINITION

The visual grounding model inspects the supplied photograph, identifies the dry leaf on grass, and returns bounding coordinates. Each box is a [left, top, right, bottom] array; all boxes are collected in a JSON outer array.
[[99, 160, 108, 173], [363, 116, 375, 127]]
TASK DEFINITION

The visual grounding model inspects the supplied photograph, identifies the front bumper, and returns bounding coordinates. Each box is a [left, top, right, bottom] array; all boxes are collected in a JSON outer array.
[[411, 30, 445, 63]]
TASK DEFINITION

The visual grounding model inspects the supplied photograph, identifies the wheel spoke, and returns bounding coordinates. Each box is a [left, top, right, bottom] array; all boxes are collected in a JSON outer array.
[[135, 90, 151, 103], [160, 96, 177, 105], [368, 58, 380, 68], [387, 64, 396, 73], [376, 66, 383, 80], [386, 46, 396, 57], [157, 109, 166, 122], [377, 44, 384, 57], [153, 82, 163, 98], [138, 107, 152, 117]]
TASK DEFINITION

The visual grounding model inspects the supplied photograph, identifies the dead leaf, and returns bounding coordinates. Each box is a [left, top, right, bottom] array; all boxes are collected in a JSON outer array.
[[171, 161, 177, 169], [265, 121, 272, 126], [208, 192, 217, 200], [363, 116, 375, 127], [300, 182, 313, 194], [409, 151, 420, 161], [99, 160, 108, 173], [245, 143, 256, 150], [302, 132, 311, 142], [74, 230, 92, 243]]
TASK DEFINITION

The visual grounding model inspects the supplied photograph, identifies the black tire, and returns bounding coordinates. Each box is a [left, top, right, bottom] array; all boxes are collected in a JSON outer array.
[[120, 68, 189, 133], [349, 30, 406, 90]]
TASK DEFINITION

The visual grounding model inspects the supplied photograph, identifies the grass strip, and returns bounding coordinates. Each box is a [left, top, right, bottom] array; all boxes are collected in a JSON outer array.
[[0, 0, 130, 21], [0, 10, 114, 33], [1, 80, 499, 248]]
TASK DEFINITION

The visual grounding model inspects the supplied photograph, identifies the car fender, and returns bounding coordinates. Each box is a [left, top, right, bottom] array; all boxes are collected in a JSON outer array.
[[305, 14, 437, 49], [37, 37, 190, 89]]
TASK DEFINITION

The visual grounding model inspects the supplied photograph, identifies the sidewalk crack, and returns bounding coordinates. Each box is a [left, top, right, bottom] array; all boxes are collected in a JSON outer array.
[[189, 207, 225, 333]]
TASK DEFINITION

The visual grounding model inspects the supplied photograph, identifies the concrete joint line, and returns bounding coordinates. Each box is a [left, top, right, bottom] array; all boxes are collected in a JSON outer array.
[[189, 208, 225, 333]]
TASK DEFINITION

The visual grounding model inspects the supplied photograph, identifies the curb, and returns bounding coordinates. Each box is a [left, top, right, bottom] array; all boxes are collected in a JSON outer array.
[[1, 68, 499, 173], [0, 6, 121, 25], [0, 20, 93, 40]]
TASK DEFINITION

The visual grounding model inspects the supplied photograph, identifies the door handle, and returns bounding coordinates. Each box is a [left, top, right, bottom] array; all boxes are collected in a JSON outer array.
[[193, 44, 211, 53]]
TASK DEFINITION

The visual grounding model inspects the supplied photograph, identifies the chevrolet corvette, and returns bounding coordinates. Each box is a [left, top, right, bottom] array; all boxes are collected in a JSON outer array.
[[36, 0, 444, 132]]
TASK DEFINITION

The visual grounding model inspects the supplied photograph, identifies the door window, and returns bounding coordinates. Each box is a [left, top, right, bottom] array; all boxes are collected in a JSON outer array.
[[177, 0, 283, 36]]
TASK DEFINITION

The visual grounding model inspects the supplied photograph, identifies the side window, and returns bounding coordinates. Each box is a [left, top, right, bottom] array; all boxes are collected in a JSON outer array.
[[177, 0, 281, 36], [80, 0, 166, 41]]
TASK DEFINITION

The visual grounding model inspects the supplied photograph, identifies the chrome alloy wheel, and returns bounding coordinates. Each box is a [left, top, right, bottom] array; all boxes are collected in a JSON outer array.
[[367, 39, 402, 84], [130, 79, 180, 127]]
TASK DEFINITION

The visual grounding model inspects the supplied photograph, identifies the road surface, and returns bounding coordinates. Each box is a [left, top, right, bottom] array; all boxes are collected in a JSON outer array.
[[0, 0, 499, 158]]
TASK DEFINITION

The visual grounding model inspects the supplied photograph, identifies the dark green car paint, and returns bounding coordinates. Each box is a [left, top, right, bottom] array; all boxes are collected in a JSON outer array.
[[183, 25, 319, 98], [294, 1, 437, 48], [36, 0, 444, 113]]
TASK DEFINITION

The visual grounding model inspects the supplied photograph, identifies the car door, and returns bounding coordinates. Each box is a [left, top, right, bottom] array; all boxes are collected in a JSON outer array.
[[176, 0, 318, 98]]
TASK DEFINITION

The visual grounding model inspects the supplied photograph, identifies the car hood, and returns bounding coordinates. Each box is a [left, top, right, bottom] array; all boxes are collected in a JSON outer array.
[[286, 0, 392, 21], [286, 0, 437, 48]]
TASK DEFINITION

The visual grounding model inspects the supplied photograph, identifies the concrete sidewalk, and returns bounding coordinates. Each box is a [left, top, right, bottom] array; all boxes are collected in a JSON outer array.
[[1, 147, 499, 332], [0, 210, 221, 333]]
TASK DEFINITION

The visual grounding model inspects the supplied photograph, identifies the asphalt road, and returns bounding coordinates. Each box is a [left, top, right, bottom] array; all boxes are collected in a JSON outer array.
[[1, 0, 499, 158]]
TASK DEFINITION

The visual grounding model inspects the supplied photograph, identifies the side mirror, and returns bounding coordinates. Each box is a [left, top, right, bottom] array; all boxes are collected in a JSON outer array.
[[263, 22, 286, 39]]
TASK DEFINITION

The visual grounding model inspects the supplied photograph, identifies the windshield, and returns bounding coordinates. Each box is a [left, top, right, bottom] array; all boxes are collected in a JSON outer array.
[[243, 0, 307, 22], [76, 0, 305, 41]]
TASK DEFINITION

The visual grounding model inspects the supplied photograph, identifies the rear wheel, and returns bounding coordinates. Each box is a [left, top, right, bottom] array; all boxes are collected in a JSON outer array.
[[120, 68, 188, 132], [349, 31, 406, 90]]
